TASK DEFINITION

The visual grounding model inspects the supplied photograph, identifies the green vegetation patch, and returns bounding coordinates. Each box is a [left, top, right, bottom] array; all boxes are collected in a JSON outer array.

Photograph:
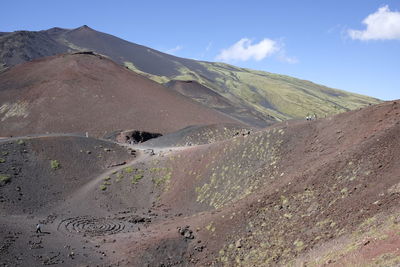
[[50, 160, 60, 170], [124, 56, 379, 124], [153, 172, 172, 187], [100, 179, 112, 190], [124, 166, 134, 173], [0, 174, 11, 184], [99, 184, 107, 191], [150, 167, 173, 191], [195, 131, 284, 209], [124, 61, 170, 83], [131, 173, 143, 185], [16, 139, 25, 145]]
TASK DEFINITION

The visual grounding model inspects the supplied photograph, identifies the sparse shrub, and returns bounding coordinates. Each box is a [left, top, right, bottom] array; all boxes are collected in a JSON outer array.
[[150, 167, 159, 172], [293, 239, 304, 249], [153, 172, 172, 187], [153, 177, 162, 186], [103, 176, 111, 181], [16, 139, 25, 145], [99, 184, 107, 191], [124, 167, 133, 173], [131, 174, 143, 184], [50, 160, 60, 170], [0, 174, 11, 184], [0, 158, 5, 163]]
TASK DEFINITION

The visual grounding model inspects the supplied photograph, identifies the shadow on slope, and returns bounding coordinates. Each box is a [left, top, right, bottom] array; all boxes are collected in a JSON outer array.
[[166, 80, 276, 127]]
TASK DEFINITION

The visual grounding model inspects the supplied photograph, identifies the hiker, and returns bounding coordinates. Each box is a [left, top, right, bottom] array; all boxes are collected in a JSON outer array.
[[36, 223, 42, 233]]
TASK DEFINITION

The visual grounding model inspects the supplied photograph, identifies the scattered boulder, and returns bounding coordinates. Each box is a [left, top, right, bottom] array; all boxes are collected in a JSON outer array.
[[127, 215, 151, 224], [127, 148, 136, 155], [178, 226, 194, 239], [194, 245, 205, 252], [235, 239, 242, 248]]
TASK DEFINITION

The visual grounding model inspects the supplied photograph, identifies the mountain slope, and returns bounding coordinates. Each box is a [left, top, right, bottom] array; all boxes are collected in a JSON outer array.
[[0, 52, 238, 137], [0, 26, 381, 126], [1, 100, 399, 266], [0, 30, 70, 69], [165, 80, 276, 126], [107, 100, 400, 266]]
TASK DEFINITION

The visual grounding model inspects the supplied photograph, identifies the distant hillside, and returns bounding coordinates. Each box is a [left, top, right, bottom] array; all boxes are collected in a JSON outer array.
[[0, 30, 69, 68], [0, 26, 381, 126], [0, 52, 238, 137]]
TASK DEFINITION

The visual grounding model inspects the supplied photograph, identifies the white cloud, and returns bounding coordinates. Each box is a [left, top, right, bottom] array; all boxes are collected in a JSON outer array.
[[166, 45, 183, 54], [348, 5, 400, 40], [216, 38, 278, 62], [277, 52, 298, 64], [275, 40, 299, 64]]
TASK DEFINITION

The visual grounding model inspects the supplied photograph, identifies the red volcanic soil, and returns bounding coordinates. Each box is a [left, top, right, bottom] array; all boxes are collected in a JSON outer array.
[[0, 52, 240, 137], [103, 100, 400, 266], [140, 123, 256, 147], [1, 101, 399, 266]]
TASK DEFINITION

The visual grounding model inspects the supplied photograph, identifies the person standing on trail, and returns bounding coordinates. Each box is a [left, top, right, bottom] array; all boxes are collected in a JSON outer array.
[[36, 223, 42, 233]]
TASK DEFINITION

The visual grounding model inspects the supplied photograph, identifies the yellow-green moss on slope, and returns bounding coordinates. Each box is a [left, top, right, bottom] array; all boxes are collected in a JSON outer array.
[[195, 127, 285, 209], [124, 58, 380, 123], [124, 61, 170, 84], [200, 62, 380, 120]]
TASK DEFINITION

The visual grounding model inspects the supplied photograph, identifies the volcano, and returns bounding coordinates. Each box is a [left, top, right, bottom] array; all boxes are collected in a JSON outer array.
[[0, 52, 239, 137]]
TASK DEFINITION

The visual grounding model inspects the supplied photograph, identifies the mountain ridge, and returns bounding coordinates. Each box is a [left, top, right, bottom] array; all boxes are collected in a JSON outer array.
[[0, 25, 381, 126], [0, 52, 239, 137]]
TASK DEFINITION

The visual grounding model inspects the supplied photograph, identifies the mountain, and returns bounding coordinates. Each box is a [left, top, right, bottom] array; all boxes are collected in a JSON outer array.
[[1, 100, 399, 266], [0, 26, 381, 126], [0, 30, 69, 68], [0, 52, 238, 137]]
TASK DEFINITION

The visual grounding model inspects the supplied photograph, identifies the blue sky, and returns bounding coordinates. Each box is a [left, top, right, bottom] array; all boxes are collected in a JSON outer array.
[[1, 0, 399, 100]]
